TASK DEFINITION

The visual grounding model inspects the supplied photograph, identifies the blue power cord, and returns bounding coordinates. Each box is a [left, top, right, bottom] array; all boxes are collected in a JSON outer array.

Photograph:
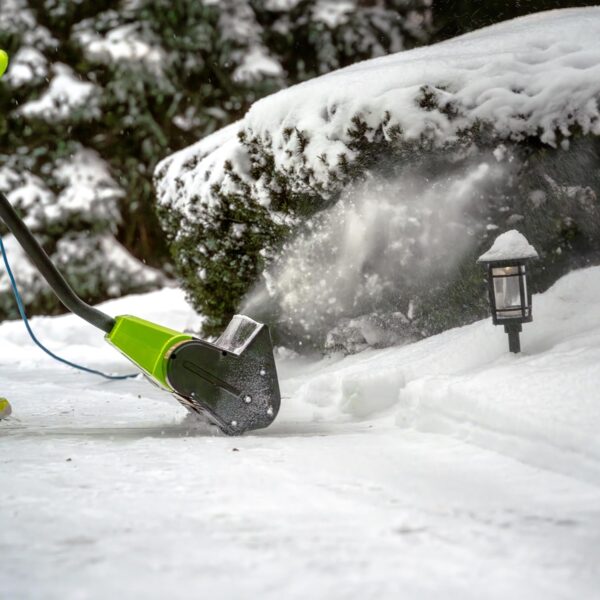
[[0, 236, 138, 381]]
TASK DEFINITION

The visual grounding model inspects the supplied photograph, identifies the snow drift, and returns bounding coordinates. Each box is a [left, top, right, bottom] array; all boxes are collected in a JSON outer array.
[[290, 264, 600, 482]]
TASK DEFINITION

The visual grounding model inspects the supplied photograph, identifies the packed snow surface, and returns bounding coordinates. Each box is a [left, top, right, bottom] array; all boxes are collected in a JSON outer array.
[[478, 229, 539, 262], [156, 7, 600, 215], [2, 267, 600, 599]]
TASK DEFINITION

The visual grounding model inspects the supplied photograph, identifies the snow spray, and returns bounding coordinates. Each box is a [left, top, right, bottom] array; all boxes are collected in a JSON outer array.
[[243, 160, 506, 347]]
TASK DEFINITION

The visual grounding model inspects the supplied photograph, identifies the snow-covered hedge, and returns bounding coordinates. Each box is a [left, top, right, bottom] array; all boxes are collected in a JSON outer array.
[[156, 8, 600, 350]]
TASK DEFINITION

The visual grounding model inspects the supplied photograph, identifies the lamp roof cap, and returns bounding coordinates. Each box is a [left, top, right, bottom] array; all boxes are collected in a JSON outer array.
[[478, 229, 539, 263]]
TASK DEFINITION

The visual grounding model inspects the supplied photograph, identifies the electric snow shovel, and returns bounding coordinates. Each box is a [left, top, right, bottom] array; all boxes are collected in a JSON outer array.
[[0, 192, 281, 435]]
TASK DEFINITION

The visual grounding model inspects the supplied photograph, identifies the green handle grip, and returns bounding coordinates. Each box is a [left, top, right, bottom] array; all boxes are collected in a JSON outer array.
[[0, 50, 8, 78]]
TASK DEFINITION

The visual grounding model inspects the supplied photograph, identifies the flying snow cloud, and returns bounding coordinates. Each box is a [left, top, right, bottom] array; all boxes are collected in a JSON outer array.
[[243, 160, 507, 347]]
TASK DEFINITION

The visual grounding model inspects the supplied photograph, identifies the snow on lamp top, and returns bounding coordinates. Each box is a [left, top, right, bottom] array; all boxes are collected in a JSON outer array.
[[478, 230, 539, 263]]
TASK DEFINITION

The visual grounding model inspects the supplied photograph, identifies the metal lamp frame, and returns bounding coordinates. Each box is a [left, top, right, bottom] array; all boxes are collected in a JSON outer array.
[[484, 258, 534, 353]]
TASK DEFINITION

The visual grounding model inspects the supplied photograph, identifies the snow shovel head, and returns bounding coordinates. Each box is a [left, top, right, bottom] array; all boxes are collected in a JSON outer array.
[[166, 315, 281, 435], [107, 314, 281, 435]]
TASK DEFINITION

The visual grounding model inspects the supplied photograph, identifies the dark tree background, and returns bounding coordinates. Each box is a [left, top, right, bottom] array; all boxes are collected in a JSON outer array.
[[432, 0, 598, 40]]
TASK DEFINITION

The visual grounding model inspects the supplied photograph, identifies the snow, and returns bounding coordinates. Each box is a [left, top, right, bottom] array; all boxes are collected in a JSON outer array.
[[19, 64, 99, 121], [155, 122, 244, 212], [232, 47, 285, 83], [0, 235, 44, 301], [156, 7, 600, 213], [53, 234, 166, 296], [0, 169, 54, 230], [264, 0, 302, 10], [478, 229, 539, 262], [0, 0, 35, 32], [51, 148, 123, 224], [241, 162, 504, 346], [312, 0, 355, 28], [2, 266, 600, 598], [3, 46, 48, 88], [76, 25, 166, 71]]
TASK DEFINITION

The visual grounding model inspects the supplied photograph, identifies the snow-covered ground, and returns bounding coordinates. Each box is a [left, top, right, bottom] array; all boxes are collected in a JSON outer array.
[[2, 267, 600, 599]]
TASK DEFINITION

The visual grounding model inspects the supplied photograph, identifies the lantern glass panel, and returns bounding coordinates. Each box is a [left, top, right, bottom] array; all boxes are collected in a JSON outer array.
[[492, 265, 527, 319]]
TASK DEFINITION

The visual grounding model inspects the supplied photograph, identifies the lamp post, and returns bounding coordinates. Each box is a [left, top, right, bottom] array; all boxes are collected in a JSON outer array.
[[477, 229, 538, 353]]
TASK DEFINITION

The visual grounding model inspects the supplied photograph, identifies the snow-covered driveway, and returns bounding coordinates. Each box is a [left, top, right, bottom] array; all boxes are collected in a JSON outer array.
[[2, 272, 600, 599]]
